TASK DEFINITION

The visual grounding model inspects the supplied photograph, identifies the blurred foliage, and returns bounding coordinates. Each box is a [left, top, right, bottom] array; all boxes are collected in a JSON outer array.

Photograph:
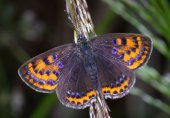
[[0, 0, 170, 118], [103, 0, 170, 116]]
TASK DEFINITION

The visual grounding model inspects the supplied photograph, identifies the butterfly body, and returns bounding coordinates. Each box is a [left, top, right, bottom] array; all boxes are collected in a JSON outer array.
[[77, 40, 99, 90], [18, 33, 152, 109]]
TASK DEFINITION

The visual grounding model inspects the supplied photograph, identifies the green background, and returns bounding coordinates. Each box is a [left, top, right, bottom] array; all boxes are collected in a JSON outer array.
[[0, 0, 170, 118]]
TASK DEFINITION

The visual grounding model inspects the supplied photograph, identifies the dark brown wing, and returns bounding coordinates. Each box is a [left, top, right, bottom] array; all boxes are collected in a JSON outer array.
[[95, 53, 135, 99], [18, 43, 74, 93], [56, 55, 97, 109], [92, 33, 152, 70]]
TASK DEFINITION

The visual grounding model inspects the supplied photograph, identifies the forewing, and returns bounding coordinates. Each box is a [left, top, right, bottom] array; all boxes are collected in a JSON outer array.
[[95, 53, 135, 99], [56, 56, 96, 109], [18, 43, 74, 93], [92, 33, 152, 70]]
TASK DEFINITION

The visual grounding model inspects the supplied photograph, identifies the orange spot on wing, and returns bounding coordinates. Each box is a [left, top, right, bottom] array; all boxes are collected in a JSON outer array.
[[35, 59, 46, 70], [126, 38, 135, 47], [34, 83, 57, 91], [117, 37, 143, 62], [49, 74, 57, 81], [27, 58, 59, 82], [117, 38, 122, 45], [47, 55, 54, 63], [128, 55, 147, 69], [27, 77, 57, 91], [28, 63, 32, 68], [102, 77, 130, 94], [117, 36, 149, 70], [23, 57, 60, 91], [66, 90, 96, 105]]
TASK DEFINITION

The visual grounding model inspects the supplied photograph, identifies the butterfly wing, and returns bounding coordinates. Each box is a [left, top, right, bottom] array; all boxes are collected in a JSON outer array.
[[92, 33, 152, 70], [18, 43, 75, 93], [56, 56, 96, 109], [95, 53, 135, 99]]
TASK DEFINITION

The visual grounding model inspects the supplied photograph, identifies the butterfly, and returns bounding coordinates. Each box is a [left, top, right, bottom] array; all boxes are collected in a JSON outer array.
[[18, 33, 152, 109]]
